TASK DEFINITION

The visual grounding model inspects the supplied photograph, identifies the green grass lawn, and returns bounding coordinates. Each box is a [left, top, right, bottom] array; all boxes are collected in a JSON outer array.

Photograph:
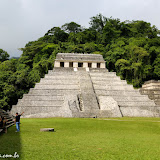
[[1, 117, 160, 160]]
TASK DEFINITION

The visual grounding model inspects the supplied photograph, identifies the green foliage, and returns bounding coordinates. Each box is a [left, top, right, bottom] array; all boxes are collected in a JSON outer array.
[[62, 22, 82, 33], [28, 69, 41, 87], [153, 56, 160, 78], [44, 27, 68, 43], [0, 49, 9, 62], [89, 13, 107, 32], [0, 14, 160, 110], [0, 59, 17, 72]]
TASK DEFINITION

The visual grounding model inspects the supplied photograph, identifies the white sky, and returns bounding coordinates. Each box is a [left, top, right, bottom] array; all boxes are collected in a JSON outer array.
[[0, 0, 160, 57]]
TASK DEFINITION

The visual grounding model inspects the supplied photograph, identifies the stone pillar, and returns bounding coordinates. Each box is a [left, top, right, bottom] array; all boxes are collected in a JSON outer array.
[[54, 61, 60, 67], [64, 62, 69, 68], [92, 62, 97, 68], [83, 62, 88, 68], [100, 63, 105, 68], [73, 62, 78, 68]]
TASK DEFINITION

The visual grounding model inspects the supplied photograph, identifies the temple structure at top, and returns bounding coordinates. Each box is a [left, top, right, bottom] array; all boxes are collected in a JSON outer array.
[[54, 53, 106, 69]]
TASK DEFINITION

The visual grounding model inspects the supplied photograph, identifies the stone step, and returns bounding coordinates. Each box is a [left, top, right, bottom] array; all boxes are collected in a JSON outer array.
[[6, 118, 14, 122], [140, 89, 160, 95], [48, 69, 74, 72], [76, 110, 100, 118], [91, 77, 121, 80], [75, 109, 122, 118], [47, 73, 78, 76], [53, 68, 75, 72], [95, 90, 140, 96], [94, 80, 126, 85], [94, 85, 134, 90], [92, 80, 127, 85], [142, 83, 160, 89], [93, 83, 132, 87], [102, 95, 153, 101], [142, 86, 160, 90], [40, 79, 79, 85], [147, 94, 160, 100], [29, 89, 80, 95], [90, 72, 116, 75], [106, 85, 134, 90], [6, 120, 14, 125], [48, 72, 77, 76], [142, 80, 160, 85], [22, 95, 64, 101], [6, 123, 14, 128], [45, 75, 78, 79], [90, 73, 117, 77], [11, 106, 72, 118], [120, 106, 159, 117], [34, 84, 79, 90], [0, 115, 11, 119], [89, 68, 108, 72], [117, 101, 155, 107], [17, 100, 64, 106], [44, 77, 78, 80]]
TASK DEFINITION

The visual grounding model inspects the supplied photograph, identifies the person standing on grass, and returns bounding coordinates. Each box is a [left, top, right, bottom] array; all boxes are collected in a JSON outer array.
[[15, 112, 24, 132]]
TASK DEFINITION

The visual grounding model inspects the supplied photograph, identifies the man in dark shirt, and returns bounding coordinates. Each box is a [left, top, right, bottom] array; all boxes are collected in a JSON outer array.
[[15, 112, 24, 132]]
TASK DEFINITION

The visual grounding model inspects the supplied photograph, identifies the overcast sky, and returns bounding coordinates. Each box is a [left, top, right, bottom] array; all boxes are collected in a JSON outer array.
[[0, 0, 160, 57]]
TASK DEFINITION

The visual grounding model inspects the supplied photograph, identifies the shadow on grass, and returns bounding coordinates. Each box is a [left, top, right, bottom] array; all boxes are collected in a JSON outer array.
[[0, 125, 21, 159]]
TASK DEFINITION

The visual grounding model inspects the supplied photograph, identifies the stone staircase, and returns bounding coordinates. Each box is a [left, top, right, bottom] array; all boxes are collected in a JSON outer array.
[[89, 69, 159, 117], [0, 109, 14, 132], [75, 69, 100, 117], [11, 68, 80, 118]]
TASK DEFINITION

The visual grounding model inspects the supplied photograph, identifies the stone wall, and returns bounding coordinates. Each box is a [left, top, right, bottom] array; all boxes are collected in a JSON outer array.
[[140, 80, 160, 106]]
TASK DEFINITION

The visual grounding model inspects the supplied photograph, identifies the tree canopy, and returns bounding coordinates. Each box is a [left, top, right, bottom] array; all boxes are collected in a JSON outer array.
[[0, 49, 9, 62]]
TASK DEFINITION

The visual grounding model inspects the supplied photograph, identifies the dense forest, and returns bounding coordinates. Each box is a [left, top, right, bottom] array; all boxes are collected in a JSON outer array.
[[0, 14, 160, 111]]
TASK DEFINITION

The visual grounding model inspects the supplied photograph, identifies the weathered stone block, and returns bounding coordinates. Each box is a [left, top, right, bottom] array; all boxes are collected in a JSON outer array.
[[98, 96, 122, 117]]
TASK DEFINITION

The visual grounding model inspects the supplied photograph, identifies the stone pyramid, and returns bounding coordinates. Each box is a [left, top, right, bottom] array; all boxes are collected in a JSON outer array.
[[10, 53, 160, 118]]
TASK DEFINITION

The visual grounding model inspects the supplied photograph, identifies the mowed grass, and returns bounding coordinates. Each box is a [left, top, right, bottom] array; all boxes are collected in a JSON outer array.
[[1, 117, 160, 160]]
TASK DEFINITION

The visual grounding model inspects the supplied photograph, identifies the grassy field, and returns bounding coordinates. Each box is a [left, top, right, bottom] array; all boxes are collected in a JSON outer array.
[[0, 117, 160, 160]]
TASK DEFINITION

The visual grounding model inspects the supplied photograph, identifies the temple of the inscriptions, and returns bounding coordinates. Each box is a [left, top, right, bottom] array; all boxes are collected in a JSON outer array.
[[54, 53, 106, 69], [10, 53, 160, 118]]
